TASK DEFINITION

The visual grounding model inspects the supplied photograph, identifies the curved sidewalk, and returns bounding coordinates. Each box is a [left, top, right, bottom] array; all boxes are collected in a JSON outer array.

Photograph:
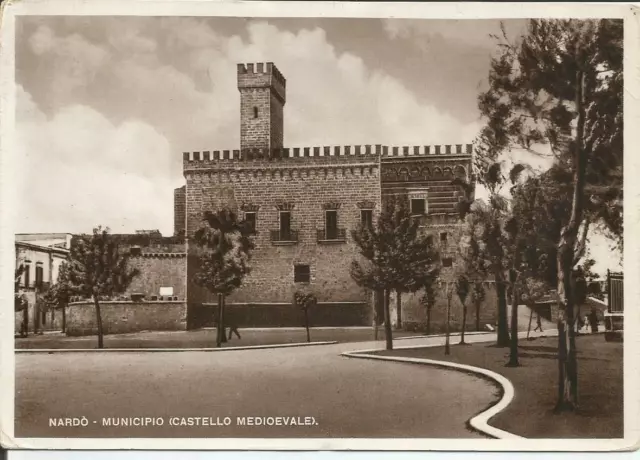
[[341, 329, 558, 439]]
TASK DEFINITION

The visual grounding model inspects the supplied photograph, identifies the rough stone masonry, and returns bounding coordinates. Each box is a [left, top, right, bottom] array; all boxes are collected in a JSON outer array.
[[178, 62, 484, 329]]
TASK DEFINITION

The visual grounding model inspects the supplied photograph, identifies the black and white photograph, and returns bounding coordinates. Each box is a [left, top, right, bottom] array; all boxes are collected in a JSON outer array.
[[1, 0, 636, 451]]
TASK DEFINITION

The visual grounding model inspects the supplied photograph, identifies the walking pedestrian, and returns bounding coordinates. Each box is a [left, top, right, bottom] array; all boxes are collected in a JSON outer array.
[[533, 313, 543, 332], [227, 317, 241, 340], [588, 308, 599, 333]]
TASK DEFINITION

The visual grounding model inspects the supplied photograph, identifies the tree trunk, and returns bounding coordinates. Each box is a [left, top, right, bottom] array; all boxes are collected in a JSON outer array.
[[221, 296, 227, 343], [556, 246, 579, 411], [216, 294, 224, 348], [475, 301, 481, 332], [496, 278, 510, 347], [304, 309, 311, 343], [62, 303, 67, 334], [372, 291, 379, 340], [426, 306, 432, 335], [555, 69, 587, 412], [576, 303, 582, 335], [460, 304, 467, 344], [396, 291, 402, 329], [22, 304, 29, 337], [445, 286, 451, 355], [383, 289, 393, 350], [93, 297, 104, 349], [34, 300, 39, 335], [507, 283, 519, 367]]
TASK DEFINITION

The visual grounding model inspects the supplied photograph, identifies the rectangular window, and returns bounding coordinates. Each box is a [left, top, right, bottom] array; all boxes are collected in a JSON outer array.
[[35, 265, 44, 289], [280, 211, 291, 240], [440, 232, 448, 243], [411, 198, 426, 215], [360, 209, 373, 228], [24, 265, 31, 288], [294, 264, 311, 283], [245, 212, 256, 234], [442, 257, 453, 268], [325, 210, 338, 239]]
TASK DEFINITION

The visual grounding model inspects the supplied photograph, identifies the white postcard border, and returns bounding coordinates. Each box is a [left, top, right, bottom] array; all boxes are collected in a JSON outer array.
[[1, 0, 638, 451]]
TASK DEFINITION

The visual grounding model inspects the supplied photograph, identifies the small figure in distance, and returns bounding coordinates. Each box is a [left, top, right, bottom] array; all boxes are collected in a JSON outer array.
[[533, 312, 543, 333], [227, 317, 241, 341], [588, 307, 599, 334]]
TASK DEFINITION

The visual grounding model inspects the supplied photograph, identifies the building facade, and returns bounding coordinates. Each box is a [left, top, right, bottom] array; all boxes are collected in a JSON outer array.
[[14, 234, 72, 334], [180, 62, 477, 329]]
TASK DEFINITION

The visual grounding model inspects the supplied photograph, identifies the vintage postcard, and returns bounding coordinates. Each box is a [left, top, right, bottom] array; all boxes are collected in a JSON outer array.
[[0, 0, 638, 451]]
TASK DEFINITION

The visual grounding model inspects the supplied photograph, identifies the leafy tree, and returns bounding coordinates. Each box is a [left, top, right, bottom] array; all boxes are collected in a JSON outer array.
[[455, 275, 471, 344], [42, 262, 72, 334], [192, 209, 254, 348], [294, 291, 317, 343], [478, 19, 622, 410], [66, 227, 139, 348], [454, 165, 514, 347], [419, 271, 439, 335], [457, 213, 489, 333], [471, 282, 486, 332], [442, 280, 454, 355], [14, 264, 26, 311], [14, 264, 28, 336], [351, 197, 440, 350]]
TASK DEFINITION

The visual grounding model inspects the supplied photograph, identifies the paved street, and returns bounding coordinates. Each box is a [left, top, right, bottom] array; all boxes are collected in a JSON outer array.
[[14, 333, 513, 438], [14, 327, 426, 349]]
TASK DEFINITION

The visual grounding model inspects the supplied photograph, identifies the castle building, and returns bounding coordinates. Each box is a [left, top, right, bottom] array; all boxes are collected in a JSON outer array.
[[179, 62, 478, 329]]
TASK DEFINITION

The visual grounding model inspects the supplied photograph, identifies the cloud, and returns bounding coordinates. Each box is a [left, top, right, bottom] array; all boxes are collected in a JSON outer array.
[[382, 19, 527, 50], [212, 22, 482, 147], [14, 17, 622, 273], [15, 85, 176, 235]]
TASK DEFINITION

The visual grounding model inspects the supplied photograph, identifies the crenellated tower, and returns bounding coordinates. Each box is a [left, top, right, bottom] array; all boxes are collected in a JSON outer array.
[[237, 62, 286, 152]]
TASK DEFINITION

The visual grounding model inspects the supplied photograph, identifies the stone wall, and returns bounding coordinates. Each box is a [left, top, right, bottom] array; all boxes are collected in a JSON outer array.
[[187, 301, 371, 329], [174, 185, 186, 237], [184, 153, 381, 307], [66, 301, 187, 336], [392, 281, 499, 333], [127, 254, 186, 300]]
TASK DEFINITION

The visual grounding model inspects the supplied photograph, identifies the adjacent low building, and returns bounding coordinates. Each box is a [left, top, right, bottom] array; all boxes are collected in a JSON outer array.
[[14, 233, 71, 334]]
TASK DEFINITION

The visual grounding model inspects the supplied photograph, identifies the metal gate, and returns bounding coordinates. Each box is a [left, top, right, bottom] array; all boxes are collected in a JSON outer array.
[[607, 271, 624, 313], [605, 270, 623, 340]]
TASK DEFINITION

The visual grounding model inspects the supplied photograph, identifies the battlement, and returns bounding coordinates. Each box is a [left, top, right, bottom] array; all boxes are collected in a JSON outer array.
[[182, 143, 473, 163], [237, 62, 286, 104], [237, 62, 286, 87]]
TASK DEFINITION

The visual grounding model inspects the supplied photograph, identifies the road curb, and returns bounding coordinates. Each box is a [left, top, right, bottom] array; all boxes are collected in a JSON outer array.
[[340, 350, 523, 440], [341, 332, 524, 439], [15, 341, 339, 353], [394, 331, 493, 341]]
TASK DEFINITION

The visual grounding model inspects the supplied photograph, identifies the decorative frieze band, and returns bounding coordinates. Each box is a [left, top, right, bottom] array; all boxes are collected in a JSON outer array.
[[184, 165, 379, 181], [183, 143, 473, 162]]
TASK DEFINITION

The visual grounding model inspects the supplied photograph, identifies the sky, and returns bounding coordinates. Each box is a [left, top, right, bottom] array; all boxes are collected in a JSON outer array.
[[13, 16, 621, 275]]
